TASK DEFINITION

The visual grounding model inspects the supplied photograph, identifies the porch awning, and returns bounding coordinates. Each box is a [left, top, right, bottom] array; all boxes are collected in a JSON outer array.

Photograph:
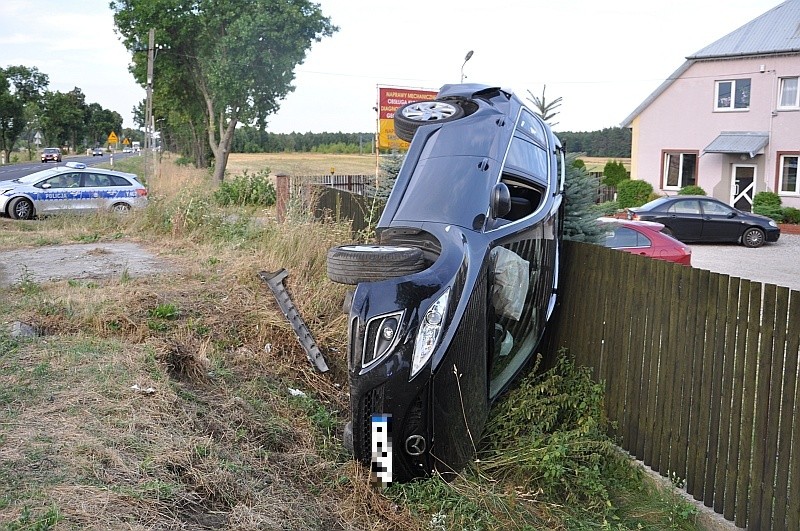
[[703, 131, 769, 159]]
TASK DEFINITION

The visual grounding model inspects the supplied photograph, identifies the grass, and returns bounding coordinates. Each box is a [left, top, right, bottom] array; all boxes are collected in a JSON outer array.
[[0, 153, 703, 530]]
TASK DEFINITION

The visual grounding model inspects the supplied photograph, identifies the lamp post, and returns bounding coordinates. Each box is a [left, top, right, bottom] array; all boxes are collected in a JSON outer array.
[[460, 50, 474, 83]]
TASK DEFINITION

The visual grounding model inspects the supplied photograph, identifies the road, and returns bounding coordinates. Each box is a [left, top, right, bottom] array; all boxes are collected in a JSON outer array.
[[688, 233, 800, 292], [0, 151, 140, 182]]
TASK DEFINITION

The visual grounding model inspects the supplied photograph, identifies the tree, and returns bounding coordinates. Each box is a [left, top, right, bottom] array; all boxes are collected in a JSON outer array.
[[562, 154, 605, 244], [601, 160, 628, 187], [40, 88, 87, 149], [112, 0, 337, 182], [86, 103, 123, 146], [526, 85, 562, 127], [0, 73, 25, 163], [0, 65, 49, 160]]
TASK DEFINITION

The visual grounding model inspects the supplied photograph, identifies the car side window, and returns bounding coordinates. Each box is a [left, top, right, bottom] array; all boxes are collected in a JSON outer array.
[[667, 200, 701, 214], [606, 226, 644, 248], [505, 136, 548, 182], [109, 175, 131, 186], [86, 173, 113, 187], [516, 109, 547, 145], [700, 200, 733, 215], [62, 173, 81, 188], [38, 175, 66, 189]]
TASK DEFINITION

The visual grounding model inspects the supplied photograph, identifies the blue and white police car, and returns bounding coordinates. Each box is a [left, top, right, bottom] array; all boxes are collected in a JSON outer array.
[[0, 162, 148, 220]]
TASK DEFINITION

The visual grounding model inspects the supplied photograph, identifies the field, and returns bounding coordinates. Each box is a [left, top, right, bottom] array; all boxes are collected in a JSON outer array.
[[0, 154, 704, 530], [225, 152, 379, 177]]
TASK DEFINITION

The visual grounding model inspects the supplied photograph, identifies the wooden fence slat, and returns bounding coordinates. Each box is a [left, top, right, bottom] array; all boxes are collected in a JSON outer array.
[[713, 275, 739, 512], [625, 256, 649, 453], [673, 266, 700, 482], [633, 257, 658, 460], [734, 282, 762, 527], [659, 266, 682, 476], [774, 290, 800, 528], [723, 279, 751, 520], [784, 291, 800, 531], [686, 268, 711, 497], [748, 284, 778, 529], [644, 259, 670, 468], [704, 273, 729, 506]]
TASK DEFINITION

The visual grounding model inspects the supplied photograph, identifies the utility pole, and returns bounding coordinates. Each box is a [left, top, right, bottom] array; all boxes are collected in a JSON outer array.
[[144, 28, 155, 183]]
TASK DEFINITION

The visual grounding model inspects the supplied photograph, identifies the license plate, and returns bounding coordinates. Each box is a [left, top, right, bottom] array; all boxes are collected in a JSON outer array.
[[371, 414, 392, 485]]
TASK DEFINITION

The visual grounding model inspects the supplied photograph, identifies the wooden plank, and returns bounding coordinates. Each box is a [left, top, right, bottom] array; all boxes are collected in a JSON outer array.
[[773, 290, 799, 528], [748, 284, 777, 528], [713, 275, 738, 513], [704, 273, 729, 507], [644, 259, 669, 469], [686, 267, 711, 497], [723, 279, 751, 521], [652, 259, 674, 473], [657, 264, 681, 475], [674, 266, 700, 482], [635, 257, 659, 460], [784, 291, 800, 531], [734, 281, 762, 528], [625, 256, 650, 455], [608, 251, 633, 441], [665, 265, 689, 477]]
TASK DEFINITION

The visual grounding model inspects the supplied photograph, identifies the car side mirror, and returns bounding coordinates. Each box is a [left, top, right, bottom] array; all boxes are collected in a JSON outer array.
[[491, 183, 511, 219], [727, 211, 737, 218], [42, 183, 51, 189]]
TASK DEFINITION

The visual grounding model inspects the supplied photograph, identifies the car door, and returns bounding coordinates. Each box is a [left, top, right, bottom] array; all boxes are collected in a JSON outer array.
[[485, 131, 560, 400], [79, 172, 112, 213], [35, 174, 75, 214], [699, 198, 743, 242], [659, 199, 703, 241]]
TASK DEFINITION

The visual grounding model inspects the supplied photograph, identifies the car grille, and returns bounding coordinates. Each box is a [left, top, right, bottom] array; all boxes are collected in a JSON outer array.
[[354, 384, 385, 463]]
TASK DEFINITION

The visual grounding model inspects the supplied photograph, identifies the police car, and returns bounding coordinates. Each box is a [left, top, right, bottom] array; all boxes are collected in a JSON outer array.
[[0, 162, 148, 220]]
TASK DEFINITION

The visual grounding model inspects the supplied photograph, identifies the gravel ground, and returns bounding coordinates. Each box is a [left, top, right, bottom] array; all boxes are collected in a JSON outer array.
[[688, 233, 800, 292]]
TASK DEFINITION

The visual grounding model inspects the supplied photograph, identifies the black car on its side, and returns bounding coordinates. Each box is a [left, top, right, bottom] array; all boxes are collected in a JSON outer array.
[[627, 195, 780, 248], [326, 84, 565, 483]]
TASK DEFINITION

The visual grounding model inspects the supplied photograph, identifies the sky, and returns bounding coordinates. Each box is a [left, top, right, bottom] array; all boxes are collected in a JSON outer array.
[[0, 0, 785, 134]]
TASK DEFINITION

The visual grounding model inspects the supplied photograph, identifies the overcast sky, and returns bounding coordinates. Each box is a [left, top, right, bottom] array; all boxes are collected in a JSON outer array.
[[0, 0, 784, 134]]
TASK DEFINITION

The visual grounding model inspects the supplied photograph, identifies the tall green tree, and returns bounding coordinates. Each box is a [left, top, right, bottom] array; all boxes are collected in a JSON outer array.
[[112, 0, 337, 182], [0, 73, 25, 163], [0, 65, 49, 160], [86, 103, 123, 146], [40, 88, 87, 149]]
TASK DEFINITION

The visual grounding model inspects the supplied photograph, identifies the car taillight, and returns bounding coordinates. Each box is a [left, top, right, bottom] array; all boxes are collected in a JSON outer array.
[[136, 188, 148, 196]]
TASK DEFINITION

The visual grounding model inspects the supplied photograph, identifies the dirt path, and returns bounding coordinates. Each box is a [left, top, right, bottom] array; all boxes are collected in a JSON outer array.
[[0, 242, 174, 286]]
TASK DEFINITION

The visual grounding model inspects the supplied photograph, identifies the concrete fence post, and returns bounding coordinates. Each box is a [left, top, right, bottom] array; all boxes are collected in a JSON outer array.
[[275, 173, 289, 223]]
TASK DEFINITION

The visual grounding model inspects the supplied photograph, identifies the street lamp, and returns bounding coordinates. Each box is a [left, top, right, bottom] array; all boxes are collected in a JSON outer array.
[[460, 50, 474, 83]]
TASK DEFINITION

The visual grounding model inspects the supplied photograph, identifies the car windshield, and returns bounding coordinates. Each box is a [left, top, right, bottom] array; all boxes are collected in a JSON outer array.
[[638, 197, 672, 211]]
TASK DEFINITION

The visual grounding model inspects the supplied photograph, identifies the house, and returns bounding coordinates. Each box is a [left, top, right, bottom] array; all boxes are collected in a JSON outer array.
[[622, 0, 800, 211]]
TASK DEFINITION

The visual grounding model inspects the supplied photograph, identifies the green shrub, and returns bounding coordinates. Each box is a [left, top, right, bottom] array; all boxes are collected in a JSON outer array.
[[753, 191, 782, 208], [175, 156, 192, 166], [678, 185, 706, 195], [572, 158, 586, 169], [213, 169, 276, 207], [754, 204, 784, 222], [593, 201, 619, 216], [782, 207, 800, 224], [616, 179, 653, 209]]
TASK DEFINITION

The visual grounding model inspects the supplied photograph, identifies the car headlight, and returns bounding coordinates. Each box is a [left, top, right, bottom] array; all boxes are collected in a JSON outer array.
[[769, 220, 778, 228], [411, 288, 450, 378]]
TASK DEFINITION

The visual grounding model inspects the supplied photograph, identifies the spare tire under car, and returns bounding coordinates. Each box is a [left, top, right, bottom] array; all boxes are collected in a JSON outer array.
[[326, 245, 427, 285]]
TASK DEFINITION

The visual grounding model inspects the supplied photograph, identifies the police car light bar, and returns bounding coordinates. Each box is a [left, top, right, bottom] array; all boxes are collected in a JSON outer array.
[[65, 162, 86, 169]]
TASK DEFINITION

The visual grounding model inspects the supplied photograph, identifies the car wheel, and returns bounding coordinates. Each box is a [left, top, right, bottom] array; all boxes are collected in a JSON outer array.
[[327, 245, 426, 285], [111, 202, 131, 213], [742, 227, 765, 248], [8, 197, 34, 220], [394, 100, 466, 142]]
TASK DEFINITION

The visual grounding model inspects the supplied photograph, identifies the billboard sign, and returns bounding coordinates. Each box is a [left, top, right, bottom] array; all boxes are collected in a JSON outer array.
[[377, 86, 438, 150]]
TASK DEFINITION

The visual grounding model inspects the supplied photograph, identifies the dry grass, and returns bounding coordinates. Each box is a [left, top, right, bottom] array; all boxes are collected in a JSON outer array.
[[225, 152, 380, 178], [0, 157, 417, 530]]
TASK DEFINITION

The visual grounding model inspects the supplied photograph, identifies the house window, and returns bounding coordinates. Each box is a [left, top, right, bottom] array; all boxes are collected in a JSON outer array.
[[778, 77, 799, 109], [779, 155, 799, 194], [663, 152, 697, 190], [715, 79, 751, 110]]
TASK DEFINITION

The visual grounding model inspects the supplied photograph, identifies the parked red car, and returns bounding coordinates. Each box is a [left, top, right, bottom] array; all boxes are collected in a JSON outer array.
[[598, 217, 691, 265]]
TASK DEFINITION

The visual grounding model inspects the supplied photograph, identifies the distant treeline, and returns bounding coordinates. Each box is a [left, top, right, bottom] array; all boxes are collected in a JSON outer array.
[[232, 127, 376, 154], [556, 127, 632, 158], [231, 125, 632, 157]]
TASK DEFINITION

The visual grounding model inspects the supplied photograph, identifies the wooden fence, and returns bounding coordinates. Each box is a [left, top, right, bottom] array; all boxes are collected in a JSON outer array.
[[548, 241, 800, 531]]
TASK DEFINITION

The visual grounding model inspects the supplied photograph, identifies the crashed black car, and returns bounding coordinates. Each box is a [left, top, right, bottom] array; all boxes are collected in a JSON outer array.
[[327, 84, 565, 483]]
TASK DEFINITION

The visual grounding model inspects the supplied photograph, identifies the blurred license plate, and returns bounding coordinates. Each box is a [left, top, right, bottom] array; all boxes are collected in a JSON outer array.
[[371, 414, 392, 485]]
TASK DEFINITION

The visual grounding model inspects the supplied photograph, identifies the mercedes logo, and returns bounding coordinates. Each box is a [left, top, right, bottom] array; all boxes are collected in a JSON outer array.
[[405, 435, 426, 456]]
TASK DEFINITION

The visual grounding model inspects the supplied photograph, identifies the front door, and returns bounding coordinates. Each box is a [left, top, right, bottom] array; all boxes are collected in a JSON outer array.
[[731, 165, 756, 212]]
